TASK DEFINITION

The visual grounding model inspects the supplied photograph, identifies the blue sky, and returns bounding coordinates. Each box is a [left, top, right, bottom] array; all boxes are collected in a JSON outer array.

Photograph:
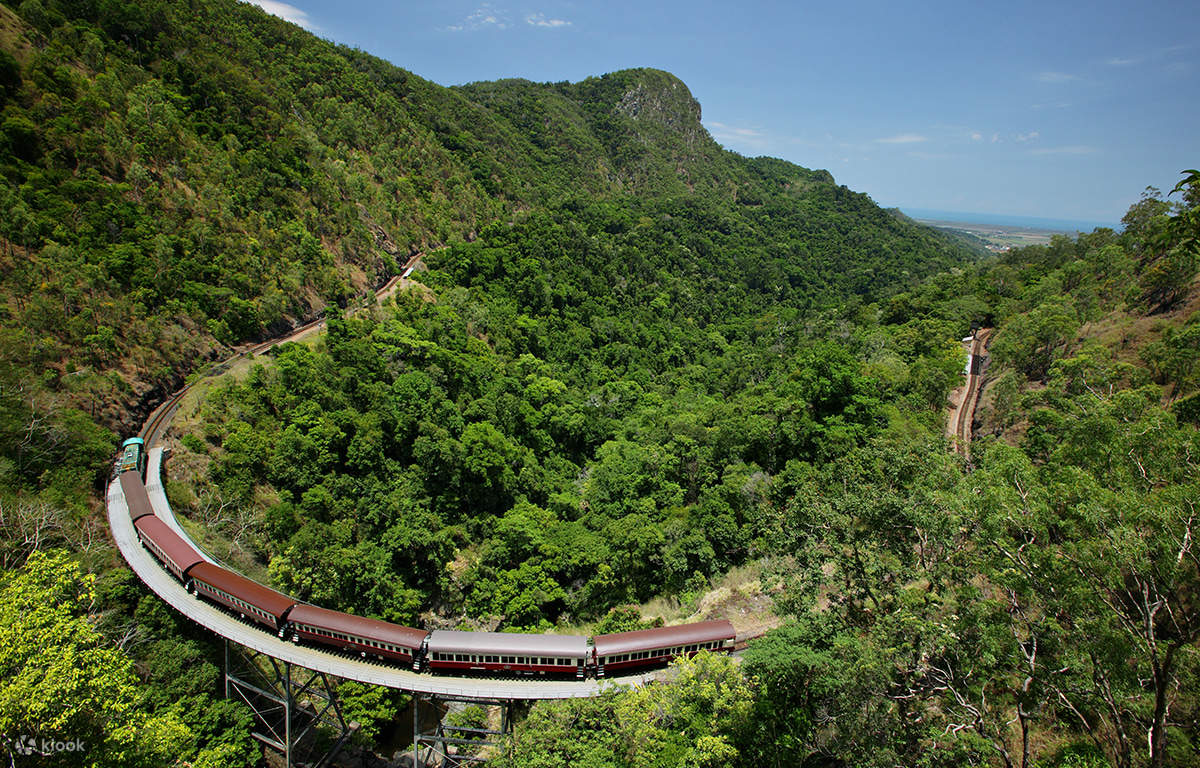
[[248, 0, 1198, 225]]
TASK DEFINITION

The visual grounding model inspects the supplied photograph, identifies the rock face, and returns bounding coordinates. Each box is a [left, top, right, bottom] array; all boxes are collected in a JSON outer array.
[[570, 68, 726, 192], [612, 70, 706, 146]]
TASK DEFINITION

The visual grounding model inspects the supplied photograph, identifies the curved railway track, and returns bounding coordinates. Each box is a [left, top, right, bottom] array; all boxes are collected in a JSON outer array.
[[108, 255, 685, 698], [140, 258, 417, 449]]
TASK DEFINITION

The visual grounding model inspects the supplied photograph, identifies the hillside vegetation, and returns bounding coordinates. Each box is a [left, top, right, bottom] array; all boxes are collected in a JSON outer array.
[[2, 0, 1198, 766], [0, 0, 970, 510]]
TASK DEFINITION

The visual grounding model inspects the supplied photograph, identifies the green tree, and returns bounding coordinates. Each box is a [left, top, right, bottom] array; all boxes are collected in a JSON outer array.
[[0, 551, 220, 767]]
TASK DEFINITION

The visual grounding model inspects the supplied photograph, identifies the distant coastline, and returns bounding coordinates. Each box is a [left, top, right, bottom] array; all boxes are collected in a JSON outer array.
[[901, 208, 1119, 234]]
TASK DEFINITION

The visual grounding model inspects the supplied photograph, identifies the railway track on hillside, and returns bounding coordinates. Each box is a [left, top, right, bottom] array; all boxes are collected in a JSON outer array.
[[951, 328, 991, 459], [140, 253, 425, 450]]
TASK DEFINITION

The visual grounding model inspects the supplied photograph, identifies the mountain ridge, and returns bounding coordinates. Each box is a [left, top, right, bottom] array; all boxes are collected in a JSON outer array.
[[0, 0, 974, 499]]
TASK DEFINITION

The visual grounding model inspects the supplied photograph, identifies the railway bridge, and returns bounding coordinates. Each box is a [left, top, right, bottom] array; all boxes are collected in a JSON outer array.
[[106, 265, 659, 766], [110, 443, 656, 766]]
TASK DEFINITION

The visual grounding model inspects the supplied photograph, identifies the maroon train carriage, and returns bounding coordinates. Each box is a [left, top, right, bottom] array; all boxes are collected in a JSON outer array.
[[133, 514, 205, 581], [287, 603, 428, 668], [592, 620, 736, 677], [120, 471, 156, 524], [188, 561, 297, 635], [426, 630, 589, 678]]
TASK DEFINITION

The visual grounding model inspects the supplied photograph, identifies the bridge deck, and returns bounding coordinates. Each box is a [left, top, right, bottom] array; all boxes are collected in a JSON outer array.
[[108, 459, 655, 699]]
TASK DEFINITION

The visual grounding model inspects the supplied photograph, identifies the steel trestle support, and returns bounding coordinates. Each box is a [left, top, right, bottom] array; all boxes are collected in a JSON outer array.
[[412, 694, 515, 767], [224, 639, 359, 768]]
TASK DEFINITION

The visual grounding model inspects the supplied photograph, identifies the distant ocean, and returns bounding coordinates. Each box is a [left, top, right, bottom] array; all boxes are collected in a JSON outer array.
[[901, 208, 1120, 234]]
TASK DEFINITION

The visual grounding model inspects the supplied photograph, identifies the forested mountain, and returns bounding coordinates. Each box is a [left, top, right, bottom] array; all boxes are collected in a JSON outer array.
[[2, 0, 1198, 766], [0, 0, 968, 495]]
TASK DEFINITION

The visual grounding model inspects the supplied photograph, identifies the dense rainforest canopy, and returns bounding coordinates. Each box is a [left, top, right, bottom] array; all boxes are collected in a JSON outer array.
[[1, 0, 1198, 765]]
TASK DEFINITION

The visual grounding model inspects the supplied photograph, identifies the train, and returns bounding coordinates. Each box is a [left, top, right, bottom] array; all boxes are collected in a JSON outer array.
[[114, 436, 147, 478], [118, 470, 735, 679]]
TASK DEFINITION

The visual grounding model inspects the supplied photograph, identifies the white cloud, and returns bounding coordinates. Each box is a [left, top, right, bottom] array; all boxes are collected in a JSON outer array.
[[244, 0, 319, 31], [447, 3, 511, 32], [875, 133, 927, 144], [1107, 56, 1140, 67], [708, 122, 764, 139], [1036, 71, 1079, 83], [1031, 145, 1098, 156], [1015, 131, 1040, 143], [970, 132, 983, 142], [526, 12, 572, 28], [706, 121, 770, 151]]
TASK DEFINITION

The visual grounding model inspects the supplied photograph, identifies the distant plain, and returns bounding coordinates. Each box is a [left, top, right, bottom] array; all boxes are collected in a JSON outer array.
[[906, 209, 1117, 251]]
